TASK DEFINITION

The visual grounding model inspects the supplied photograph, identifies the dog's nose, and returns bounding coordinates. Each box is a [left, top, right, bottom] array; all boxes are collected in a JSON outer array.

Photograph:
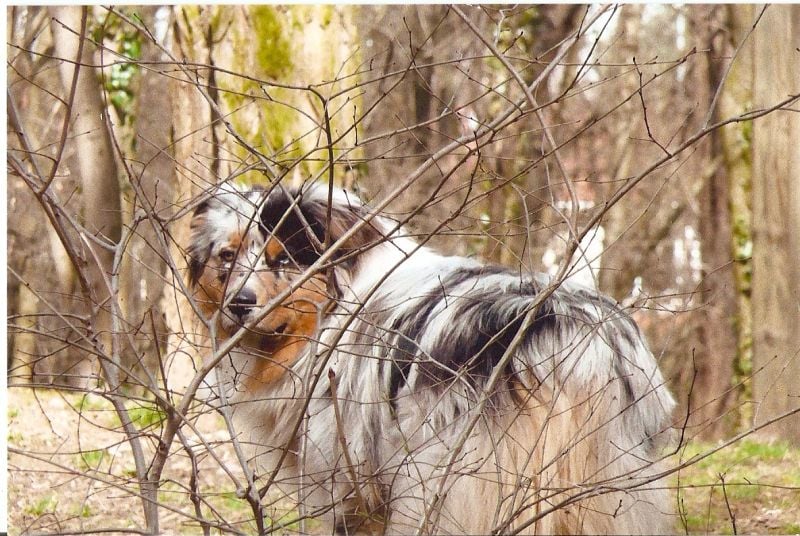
[[229, 288, 257, 320]]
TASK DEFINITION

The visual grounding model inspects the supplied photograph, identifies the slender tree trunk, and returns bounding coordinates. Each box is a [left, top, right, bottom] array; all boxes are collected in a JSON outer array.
[[750, 5, 800, 440], [50, 6, 123, 387], [715, 4, 756, 435], [158, 5, 216, 397], [50, 6, 122, 254], [123, 6, 176, 384], [689, 5, 745, 438]]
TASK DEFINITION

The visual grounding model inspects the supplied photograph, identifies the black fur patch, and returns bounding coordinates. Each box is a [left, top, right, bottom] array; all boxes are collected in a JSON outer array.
[[386, 294, 441, 402], [385, 267, 557, 404], [188, 239, 213, 287], [260, 189, 326, 266], [193, 201, 210, 219], [421, 275, 554, 384], [260, 188, 385, 271]]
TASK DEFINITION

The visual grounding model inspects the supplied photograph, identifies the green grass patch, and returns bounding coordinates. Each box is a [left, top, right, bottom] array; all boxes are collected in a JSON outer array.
[[675, 437, 800, 534], [782, 522, 800, 533], [76, 393, 111, 413], [218, 491, 250, 513], [735, 439, 789, 461], [126, 400, 167, 429], [79, 448, 108, 471], [103, 399, 167, 430], [25, 495, 58, 517], [7, 405, 23, 443], [266, 510, 323, 533], [74, 503, 93, 518]]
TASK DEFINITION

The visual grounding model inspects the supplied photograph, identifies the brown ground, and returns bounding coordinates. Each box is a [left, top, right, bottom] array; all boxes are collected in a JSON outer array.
[[8, 388, 800, 535], [7, 387, 300, 535]]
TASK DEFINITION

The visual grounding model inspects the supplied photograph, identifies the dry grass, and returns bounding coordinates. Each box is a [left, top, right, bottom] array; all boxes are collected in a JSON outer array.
[[8, 388, 800, 535], [7, 388, 304, 535]]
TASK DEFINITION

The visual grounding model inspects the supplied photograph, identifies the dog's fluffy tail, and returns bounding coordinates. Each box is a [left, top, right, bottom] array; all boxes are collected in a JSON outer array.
[[374, 277, 676, 535], [496, 281, 676, 534]]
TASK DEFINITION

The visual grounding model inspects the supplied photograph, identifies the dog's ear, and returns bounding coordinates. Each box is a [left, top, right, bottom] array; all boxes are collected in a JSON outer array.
[[260, 189, 326, 266], [187, 199, 213, 287], [259, 186, 391, 290], [293, 190, 388, 269]]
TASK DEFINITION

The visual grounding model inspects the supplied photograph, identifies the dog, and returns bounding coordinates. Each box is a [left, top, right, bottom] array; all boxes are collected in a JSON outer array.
[[186, 182, 676, 534]]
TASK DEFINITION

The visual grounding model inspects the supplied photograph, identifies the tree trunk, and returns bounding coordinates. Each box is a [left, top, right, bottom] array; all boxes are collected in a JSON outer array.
[[50, 6, 122, 253], [718, 4, 757, 435], [750, 5, 800, 440], [693, 4, 747, 438], [50, 6, 123, 386], [122, 6, 176, 385], [158, 5, 216, 396]]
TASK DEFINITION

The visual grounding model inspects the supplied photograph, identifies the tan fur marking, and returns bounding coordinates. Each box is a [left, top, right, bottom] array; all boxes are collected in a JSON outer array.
[[195, 267, 225, 317], [265, 238, 285, 264], [243, 275, 328, 388], [227, 230, 243, 252]]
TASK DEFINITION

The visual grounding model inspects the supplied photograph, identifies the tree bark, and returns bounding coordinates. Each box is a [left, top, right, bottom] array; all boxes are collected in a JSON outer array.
[[694, 4, 748, 438], [50, 6, 123, 386], [750, 5, 800, 440], [123, 6, 176, 384], [158, 5, 216, 396], [50, 6, 122, 251]]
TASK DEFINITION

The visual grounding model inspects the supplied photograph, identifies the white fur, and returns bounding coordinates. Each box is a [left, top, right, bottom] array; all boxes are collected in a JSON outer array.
[[197, 185, 676, 534]]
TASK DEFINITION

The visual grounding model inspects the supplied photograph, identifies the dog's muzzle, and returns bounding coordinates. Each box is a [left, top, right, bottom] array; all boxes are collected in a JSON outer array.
[[228, 288, 257, 321]]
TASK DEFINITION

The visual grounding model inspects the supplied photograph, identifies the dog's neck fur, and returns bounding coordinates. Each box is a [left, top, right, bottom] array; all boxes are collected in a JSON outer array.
[[213, 226, 445, 466]]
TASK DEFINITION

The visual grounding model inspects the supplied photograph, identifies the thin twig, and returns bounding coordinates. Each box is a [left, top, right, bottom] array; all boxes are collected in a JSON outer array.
[[328, 369, 374, 524], [634, 57, 671, 157], [719, 473, 738, 535]]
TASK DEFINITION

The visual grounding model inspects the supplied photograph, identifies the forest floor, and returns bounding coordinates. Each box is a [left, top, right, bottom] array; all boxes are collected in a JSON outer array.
[[7, 387, 307, 535], [8, 388, 800, 535]]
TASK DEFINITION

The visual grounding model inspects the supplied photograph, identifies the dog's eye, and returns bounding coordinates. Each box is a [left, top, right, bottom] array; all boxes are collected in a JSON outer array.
[[272, 253, 292, 267], [219, 249, 236, 262]]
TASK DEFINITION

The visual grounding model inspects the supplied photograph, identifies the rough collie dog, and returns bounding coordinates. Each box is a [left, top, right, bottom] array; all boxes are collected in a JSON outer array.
[[187, 182, 675, 535]]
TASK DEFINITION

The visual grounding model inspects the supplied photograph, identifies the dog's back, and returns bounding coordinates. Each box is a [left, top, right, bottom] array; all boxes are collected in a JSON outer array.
[[302, 249, 675, 534]]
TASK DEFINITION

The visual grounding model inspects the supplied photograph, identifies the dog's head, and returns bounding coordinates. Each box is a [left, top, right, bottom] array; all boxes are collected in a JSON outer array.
[[186, 183, 387, 358]]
